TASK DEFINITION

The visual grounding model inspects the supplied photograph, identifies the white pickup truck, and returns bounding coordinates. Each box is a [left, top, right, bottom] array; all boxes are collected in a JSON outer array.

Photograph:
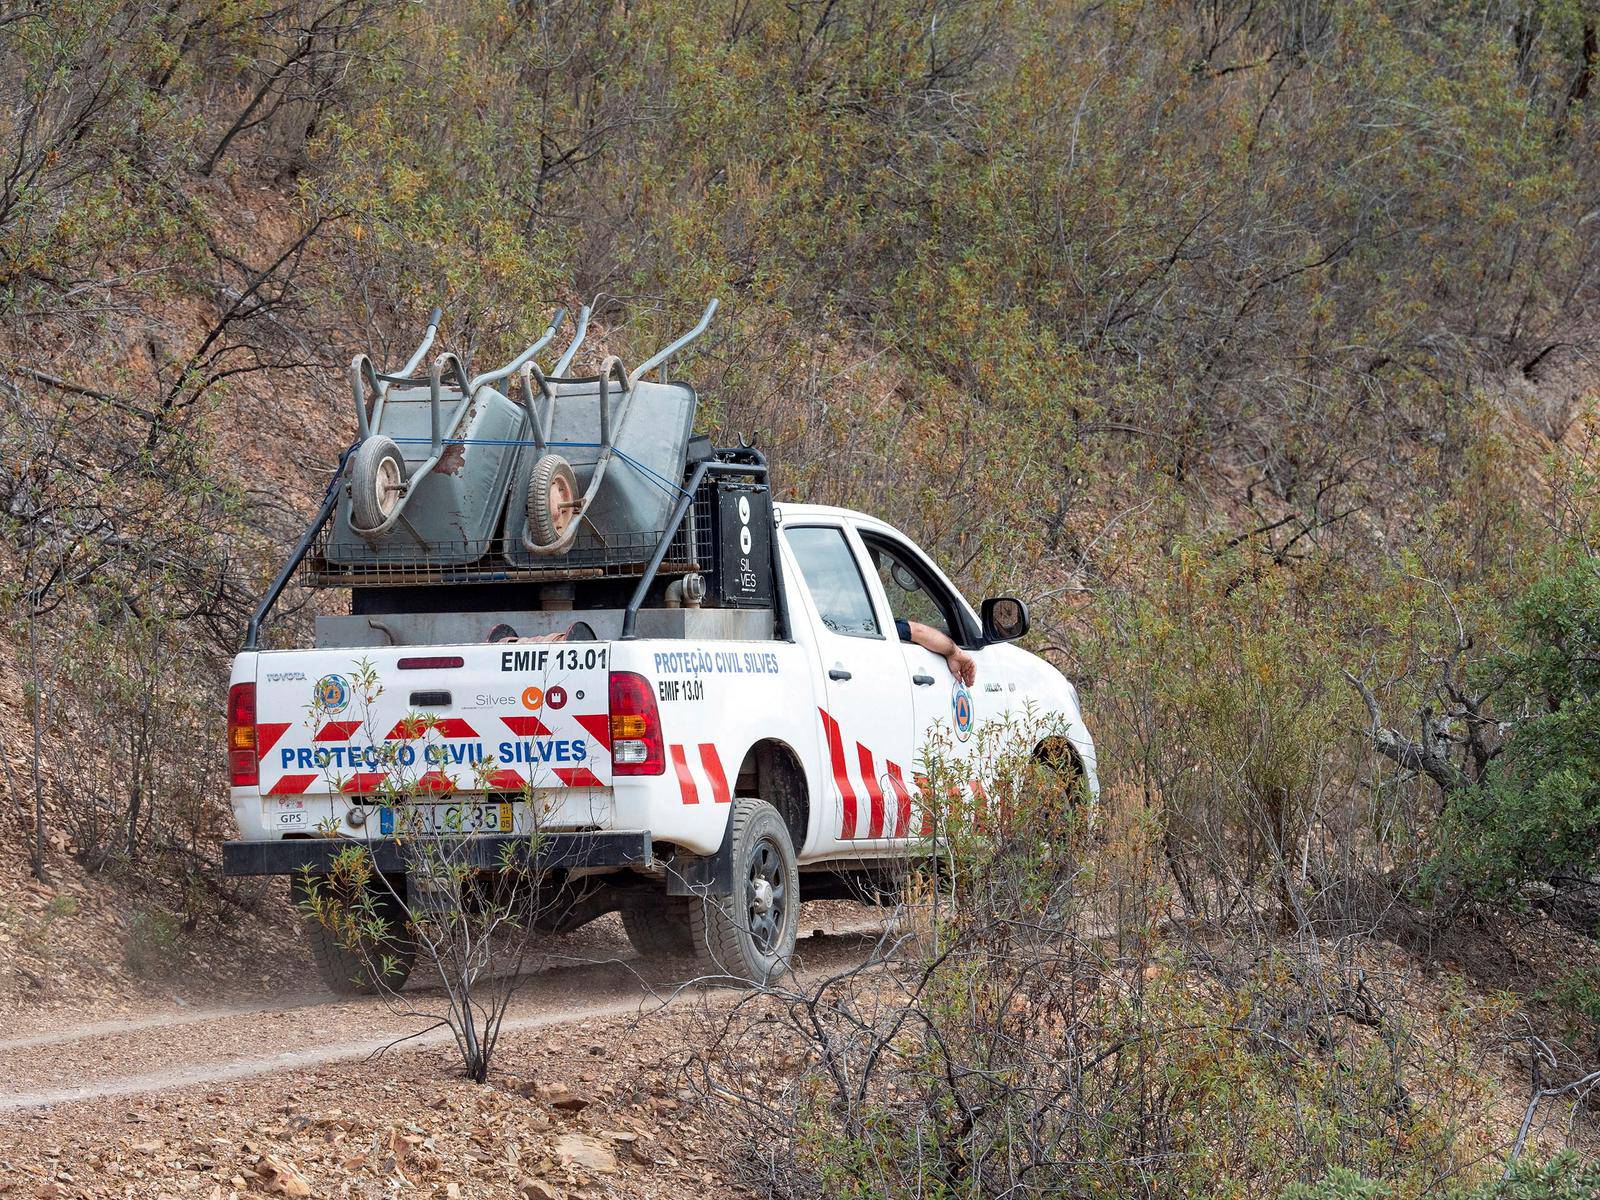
[[224, 452, 1097, 988]]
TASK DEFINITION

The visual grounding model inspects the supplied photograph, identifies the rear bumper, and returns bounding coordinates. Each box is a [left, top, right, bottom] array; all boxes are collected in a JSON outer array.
[[221, 831, 653, 876]]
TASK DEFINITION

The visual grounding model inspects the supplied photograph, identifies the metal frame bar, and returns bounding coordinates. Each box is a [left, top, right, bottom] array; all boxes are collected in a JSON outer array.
[[243, 444, 356, 650], [244, 446, 784, 650], [620, 449, 785, 640]]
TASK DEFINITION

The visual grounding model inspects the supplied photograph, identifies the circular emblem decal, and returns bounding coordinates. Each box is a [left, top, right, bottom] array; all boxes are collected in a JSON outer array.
[[315, 673, 350, 714], [546, 685, 568, 710], [951, 681, 974, 742], [521, 686, 544, 710]]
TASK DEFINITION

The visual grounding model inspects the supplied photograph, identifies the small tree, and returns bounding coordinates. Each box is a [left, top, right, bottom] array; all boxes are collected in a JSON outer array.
[[294, 659, 590, 1082]]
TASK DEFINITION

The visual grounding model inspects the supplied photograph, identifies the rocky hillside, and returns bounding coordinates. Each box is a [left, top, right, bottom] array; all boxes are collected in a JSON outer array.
[[5, 0, 1600, 1194]]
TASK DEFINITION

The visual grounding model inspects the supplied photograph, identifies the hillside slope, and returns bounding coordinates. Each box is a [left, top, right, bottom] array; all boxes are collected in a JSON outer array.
[[4, 0, 1600, 1193]]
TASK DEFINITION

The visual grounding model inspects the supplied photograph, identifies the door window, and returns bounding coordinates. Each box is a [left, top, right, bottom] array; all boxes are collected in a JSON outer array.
[[786, 526, 882, 638], [863, 537, 961, 641]]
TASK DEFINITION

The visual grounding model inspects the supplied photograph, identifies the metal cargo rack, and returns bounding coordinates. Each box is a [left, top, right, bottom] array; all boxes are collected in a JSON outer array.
[[246, 439, 778, 648], [300, 521, 702, 587]]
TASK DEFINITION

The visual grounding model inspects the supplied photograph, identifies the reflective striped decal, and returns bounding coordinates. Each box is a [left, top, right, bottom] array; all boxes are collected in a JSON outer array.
[[501, 715, 553, 738], [313, 720, 363, 742], [886, 761, 913, 838], [574, 713, 611, 750], [699, 743, 731, 804], [553, 766, 605, 788], [858, 744, 885, 838], [385, 717, 479, 740], [670, 744, 699, 804], [819, 708, 857, 837], [256, 722, 291, 761]]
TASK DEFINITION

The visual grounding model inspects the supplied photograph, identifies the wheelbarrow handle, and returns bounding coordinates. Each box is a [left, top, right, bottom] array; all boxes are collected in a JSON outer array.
[[551, 305, 592, 376], [516, 362, 555, 453], [597, 354, 630, 448], [348, 354, 383, 440], [633, 297, 719, 382], [398, 306, 444, 379], [469, 306, 566, 394]]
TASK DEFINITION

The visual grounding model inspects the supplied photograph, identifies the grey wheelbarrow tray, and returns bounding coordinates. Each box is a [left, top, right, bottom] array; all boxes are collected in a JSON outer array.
[[325, 307, 568, 567], [501, 298, 718, 566]]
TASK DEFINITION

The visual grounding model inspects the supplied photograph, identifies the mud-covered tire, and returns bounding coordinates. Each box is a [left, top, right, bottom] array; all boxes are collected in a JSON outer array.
[[620, 897, 696, 959], [349, 434, 407, 537], [689, 798, 800, 986], [526, 453, 579, 547], [292, 875, 415, 996]]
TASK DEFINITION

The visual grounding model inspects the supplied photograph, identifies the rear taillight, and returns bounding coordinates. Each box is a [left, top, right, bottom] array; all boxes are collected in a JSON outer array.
[[609, 671, 664, 775], [228, 682, 258, 787]]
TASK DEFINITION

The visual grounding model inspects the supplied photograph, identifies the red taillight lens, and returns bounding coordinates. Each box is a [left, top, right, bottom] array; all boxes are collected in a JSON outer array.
[[609, 671, 664, 776], [227, 682, 258, 788]]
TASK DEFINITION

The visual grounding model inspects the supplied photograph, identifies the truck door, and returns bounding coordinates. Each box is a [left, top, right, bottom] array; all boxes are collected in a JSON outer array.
[[856, 530, 995, 832], [783, 523, 915, 844]]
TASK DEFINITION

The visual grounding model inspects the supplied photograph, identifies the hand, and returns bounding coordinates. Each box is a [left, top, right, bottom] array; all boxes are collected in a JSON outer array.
[[946, 648, 976, 687]]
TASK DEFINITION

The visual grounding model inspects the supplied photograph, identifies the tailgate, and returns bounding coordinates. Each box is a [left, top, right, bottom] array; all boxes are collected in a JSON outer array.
[[254, 643, 612, 797]]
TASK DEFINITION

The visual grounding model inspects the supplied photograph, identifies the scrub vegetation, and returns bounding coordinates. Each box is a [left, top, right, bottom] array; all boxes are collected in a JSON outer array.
[[3, 0, 1600, 1193]]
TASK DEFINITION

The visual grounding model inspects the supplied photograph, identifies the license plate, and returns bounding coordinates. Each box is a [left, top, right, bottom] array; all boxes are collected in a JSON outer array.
[[378, 802, 514, 835]]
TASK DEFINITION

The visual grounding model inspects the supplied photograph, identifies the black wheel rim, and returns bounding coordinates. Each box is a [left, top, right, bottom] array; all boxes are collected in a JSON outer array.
[[746, 836, 787, 955]]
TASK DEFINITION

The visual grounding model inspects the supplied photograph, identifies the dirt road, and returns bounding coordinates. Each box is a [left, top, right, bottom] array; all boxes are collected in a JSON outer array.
[[0, 910, 886, 1114]]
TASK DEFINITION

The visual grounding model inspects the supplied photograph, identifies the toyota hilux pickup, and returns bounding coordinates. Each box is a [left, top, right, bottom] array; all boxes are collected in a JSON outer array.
[[222, 308, 1096, 989]]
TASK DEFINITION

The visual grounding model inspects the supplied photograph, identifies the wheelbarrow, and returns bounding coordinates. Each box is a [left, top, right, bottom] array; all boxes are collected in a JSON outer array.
[[326, 306, 573, 567], [503, 299, 718, 562]]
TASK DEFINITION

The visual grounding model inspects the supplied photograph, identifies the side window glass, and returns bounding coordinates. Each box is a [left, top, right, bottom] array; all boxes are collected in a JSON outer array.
[[786, 526, 882, 638], [866, 540, 952, 638]]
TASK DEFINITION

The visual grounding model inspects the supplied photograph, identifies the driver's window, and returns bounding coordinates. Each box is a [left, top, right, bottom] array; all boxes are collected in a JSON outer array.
[[867, 540, 952, 639]]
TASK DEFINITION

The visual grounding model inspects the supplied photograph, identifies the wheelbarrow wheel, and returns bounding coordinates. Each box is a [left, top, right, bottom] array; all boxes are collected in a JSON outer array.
[[527, 453, 579, 547], [349, 435, 408, 537]]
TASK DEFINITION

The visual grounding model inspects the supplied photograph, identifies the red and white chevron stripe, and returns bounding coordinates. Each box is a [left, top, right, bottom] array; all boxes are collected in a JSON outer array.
[[666, 742, 732, 805], [259, 709, 610, 797], [818, 707, 934, 840]]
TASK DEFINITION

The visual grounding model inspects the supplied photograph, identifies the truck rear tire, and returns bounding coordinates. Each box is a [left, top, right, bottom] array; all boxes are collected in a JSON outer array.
[[292, 875, 415, 996], [620, 897, 695, 958], [689, 798, 799, 986]]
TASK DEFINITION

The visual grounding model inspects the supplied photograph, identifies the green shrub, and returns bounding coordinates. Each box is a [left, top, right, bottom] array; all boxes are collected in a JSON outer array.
[[1435, 566, 1600, 897], [1289, 1154, 1600, 1200]]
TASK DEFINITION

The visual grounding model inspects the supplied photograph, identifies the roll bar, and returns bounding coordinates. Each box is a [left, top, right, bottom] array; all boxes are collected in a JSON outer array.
[[620, 447, 778, 640]]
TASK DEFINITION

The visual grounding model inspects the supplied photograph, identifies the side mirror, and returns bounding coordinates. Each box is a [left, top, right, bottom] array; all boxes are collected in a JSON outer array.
[[981, 596, 1029, 643]]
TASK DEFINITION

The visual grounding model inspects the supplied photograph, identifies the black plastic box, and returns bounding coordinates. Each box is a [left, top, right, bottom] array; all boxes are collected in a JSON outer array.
[[714, 481, 774, 608]]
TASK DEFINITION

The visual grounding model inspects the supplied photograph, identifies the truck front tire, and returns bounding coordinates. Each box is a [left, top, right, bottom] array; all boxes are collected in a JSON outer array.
[[689, 798, 799, 985]]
